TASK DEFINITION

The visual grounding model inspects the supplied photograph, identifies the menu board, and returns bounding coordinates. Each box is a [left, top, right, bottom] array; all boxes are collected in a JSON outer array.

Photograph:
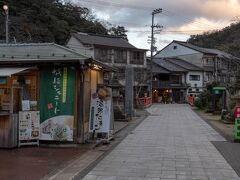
[[19, 111, 40, 140]]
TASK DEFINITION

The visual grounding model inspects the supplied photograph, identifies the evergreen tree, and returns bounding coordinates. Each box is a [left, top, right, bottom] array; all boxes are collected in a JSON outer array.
[[188, 22, 240, 57], [0, 0, 109, 44]]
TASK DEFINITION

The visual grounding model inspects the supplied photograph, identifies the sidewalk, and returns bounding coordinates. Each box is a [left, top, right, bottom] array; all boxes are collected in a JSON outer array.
[[195, 109, 234, 141], [0, 109, 148, 180], [0, 145, 92, 180], [83, 104, 240, 180], [194, 108, 240, 177]]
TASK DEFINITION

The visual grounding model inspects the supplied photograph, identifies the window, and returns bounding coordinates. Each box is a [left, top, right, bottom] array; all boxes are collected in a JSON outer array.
[[95, 48, 111, 63], [114, 50, 127, 63], [130, 51, 144, 65], [204, 58, 213, 66], [173, 46, 177, 50], [171, 75, 181, 84], [189, 75, 200, 81]]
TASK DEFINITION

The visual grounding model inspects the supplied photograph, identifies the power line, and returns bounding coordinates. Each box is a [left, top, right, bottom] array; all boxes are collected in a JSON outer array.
[[77, 0, 154, 10], [78, 0, 232, 30], [127, 29, 218, 34], [162, 10, 228, 30]]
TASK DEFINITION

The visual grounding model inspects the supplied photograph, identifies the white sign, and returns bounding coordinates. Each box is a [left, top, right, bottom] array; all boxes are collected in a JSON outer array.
[[19, 111, 40, 141], [89, 94, 112, 133], [22, 100, 30, 111]]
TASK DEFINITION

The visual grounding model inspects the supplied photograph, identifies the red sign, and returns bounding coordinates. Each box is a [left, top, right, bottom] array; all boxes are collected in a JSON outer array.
[[188, 96, 194, 106], [235, 107, 240, 118]]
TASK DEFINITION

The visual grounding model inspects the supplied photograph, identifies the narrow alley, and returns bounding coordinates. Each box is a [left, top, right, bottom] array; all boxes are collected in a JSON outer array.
[[83, 104, 240, 180]]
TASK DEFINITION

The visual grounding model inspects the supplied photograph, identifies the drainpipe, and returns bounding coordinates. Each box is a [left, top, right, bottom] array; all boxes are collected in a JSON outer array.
[[77, 60, 85, 143]]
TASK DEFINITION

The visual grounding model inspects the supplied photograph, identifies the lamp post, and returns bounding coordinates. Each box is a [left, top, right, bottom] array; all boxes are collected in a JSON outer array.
[[3, 5, 9, 43], [150, 8, 162, 101]]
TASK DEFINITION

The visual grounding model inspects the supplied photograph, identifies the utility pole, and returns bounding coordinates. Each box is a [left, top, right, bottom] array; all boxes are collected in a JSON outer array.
[[3, 5, 9, 43], [150, 8, 162, 101]]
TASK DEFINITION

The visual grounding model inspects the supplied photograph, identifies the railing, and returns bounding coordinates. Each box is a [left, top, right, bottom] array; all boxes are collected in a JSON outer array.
[[135, 97, 152, 108], [152, 81, 170, 88], [152, 81, 188, 88], [130, 59, 144, 65]]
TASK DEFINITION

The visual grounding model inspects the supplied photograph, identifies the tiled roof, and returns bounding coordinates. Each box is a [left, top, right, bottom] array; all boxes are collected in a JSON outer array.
[[153, 58, 187, 72], [174, 41, 240, 62], [0, 43, 88, 62], [173, 41, 217, 55], [205, 48, 240, 62], [152, 62, 170, 74], [166, 58, 203, 71], [0, 43, 115, 71], [72, 32, 138, 49]]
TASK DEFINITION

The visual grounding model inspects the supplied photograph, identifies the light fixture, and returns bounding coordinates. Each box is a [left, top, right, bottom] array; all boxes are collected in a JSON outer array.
[[3, 5, 8, 11], [3, 5, 9, 43], [91, 64, 102, 70]]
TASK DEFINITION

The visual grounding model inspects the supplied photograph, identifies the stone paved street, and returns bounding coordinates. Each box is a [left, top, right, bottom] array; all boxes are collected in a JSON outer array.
[[83, 104, 240, 180]]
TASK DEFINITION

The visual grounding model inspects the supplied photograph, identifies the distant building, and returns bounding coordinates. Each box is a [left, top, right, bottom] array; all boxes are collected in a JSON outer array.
[[66, 32, 148, 98], [150, 57, 203, 103], [155, 40, 240, 88]]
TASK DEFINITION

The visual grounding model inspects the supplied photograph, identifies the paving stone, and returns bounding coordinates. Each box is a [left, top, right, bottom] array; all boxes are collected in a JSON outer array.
[[83, 104, 240, 180]]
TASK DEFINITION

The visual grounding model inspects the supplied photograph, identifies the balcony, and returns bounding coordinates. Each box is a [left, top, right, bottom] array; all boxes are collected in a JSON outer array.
[[152, 80, 189, 88]]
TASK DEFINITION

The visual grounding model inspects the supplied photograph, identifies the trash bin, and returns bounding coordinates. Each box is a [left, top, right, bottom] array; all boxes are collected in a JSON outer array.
[[221, 109, 227, 120]]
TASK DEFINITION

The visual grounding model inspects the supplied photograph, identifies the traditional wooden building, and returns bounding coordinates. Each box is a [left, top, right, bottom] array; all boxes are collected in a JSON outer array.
[[155, 40, 240, 87], [151, 57, 203, 103], [0, 43, 113, 148], [66, 32, 148, 98]]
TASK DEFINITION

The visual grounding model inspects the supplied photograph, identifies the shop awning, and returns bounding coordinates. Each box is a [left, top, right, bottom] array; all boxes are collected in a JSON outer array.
[[213, 87, 226, 91], [0, 67, 31, 77]]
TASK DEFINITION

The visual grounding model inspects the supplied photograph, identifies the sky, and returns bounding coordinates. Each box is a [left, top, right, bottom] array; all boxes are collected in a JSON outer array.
[[73, 0, 240, 52]]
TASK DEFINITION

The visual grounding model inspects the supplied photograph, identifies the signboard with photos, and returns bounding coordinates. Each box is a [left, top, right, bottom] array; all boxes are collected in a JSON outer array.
[[19, 111, 40, 147]]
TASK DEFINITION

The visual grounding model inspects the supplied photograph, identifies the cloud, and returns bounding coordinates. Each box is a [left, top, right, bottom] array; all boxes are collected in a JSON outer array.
[[73, 0, 240, 50], [76, 0, 239, 28]]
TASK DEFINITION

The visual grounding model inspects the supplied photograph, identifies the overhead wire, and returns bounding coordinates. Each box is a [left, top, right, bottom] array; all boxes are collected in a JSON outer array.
[[78, 0, 232, 31]]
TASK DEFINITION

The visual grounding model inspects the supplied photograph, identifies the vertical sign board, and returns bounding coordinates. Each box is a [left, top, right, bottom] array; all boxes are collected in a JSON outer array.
[[19, 111, 40, 141], [89, 89, 113, 133], [40, 67, 76, 141]]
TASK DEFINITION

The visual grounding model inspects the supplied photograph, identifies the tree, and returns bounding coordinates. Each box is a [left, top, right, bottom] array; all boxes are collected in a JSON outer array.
[[188, 22, 240, 57], [0, 0, 108, 44], [109, 26, 128, 41]]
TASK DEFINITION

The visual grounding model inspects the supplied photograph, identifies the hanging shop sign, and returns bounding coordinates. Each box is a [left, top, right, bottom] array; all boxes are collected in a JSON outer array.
[[40, 67, 76, 141], [213, 86, 226, 94], [89, 87, 112, 133]]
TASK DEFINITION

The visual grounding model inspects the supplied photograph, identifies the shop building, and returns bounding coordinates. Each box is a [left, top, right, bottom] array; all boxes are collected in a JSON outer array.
[[0, 43, 113, 148], [151, 57, 203, 103]]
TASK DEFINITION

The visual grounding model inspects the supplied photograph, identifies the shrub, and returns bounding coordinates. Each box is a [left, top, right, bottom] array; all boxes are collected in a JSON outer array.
[[194, 98, 202, 109], [229, 100, 237, 110]]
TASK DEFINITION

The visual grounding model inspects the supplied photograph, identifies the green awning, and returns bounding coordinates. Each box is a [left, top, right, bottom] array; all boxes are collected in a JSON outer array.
[[213, 87, 226, 91]]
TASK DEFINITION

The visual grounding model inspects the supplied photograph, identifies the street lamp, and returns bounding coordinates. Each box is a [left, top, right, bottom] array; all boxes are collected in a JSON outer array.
[[3, 5, 9, 43], [150, 8, 162, 101]]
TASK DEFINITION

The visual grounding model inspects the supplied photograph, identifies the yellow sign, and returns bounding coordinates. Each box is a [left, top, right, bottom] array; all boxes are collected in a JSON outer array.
[[62, 67, 67, 103]]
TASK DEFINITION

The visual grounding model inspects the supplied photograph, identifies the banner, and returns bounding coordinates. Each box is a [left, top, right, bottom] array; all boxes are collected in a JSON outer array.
[[89, 88, 112, 133], [40, 66, 76, 141]]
